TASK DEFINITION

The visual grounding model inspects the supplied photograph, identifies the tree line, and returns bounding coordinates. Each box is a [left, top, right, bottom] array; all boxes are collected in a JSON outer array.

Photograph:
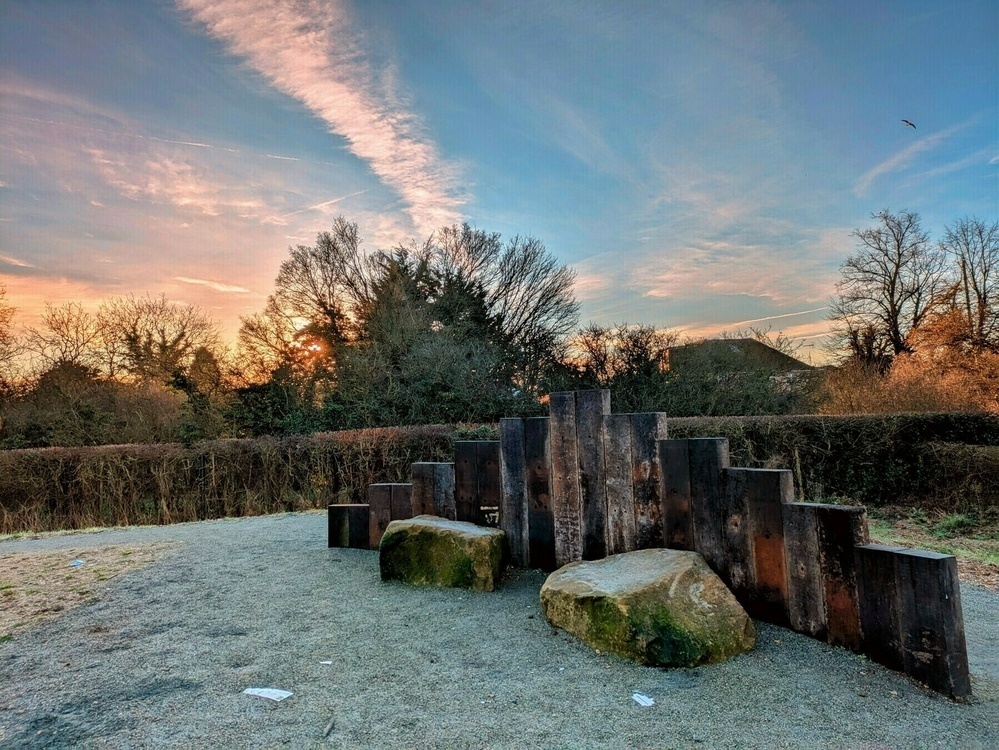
[[0, 211, 995, 448]]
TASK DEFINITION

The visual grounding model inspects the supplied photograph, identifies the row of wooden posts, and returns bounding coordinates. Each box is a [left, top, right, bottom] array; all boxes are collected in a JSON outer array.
[[328, 390, 971, 699]]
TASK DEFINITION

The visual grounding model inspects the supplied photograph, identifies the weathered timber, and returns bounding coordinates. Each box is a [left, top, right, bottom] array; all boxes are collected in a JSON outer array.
[[815, 504, 868, 650], [630, 412, 668, 550], [688, 438, 730, 575], [410, 462, 455, 519], [576, 390, 611, 560], [454, 441, 478, 523], [477, 440, 502, 527], [499, 418, 530, 567], [744, 468, 792, 625], [328, 504, 370, 549], [525, 416, 556, 571], [895, 549, 971, 699], [549, 392, 583, 567], [388, 483, 413, 523], [367, 485, 393, 548], [782, 502, 826, 638], [411, 463, 438, 516], [855, 544, 907, 672], [603, 414, 636, 555], [722, 467, 752, 596], [659, 439, 693, 550]]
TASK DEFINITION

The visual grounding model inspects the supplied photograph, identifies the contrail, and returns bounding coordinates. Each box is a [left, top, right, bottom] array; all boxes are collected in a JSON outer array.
[[724, 307, 828, 328], [282, 189, 371, 218]]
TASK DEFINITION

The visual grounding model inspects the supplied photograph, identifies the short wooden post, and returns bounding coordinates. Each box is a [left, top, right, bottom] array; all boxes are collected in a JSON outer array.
[[328, 504, 369, 549], [630, 412, 669, 550], [549, 392, 583, 567], [722, 468, 753, 596], [660, 439, 693, 550], [388, 483, 413, 522], [688, 438, 730, 575], [500, 418, 530, 567], [603, 414, 636, 555], [855, 543, 907, 671], [367, 485, 393, 548], [782, 502, 826, 638], [576, 390, 611, 560], [895, 549, 971, 699], [411, 462, 455, 519], [816, 504, 868, 650], [525, 416, 556, 571]]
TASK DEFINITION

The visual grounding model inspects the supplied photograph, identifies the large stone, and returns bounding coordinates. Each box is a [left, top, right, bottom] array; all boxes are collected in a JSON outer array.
[[540, 548, 756, 667], [379, 515, 505, 592]]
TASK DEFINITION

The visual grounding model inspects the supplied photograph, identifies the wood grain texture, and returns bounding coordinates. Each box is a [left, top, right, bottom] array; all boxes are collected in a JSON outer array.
[[549, 392, 582, 567], [630, 412, 668, 550], [525, 416, 556, 571], [659, 439, 692, 550]]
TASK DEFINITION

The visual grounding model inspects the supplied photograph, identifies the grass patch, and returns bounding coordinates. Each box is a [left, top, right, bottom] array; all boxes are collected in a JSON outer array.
[[867, 507, 999, 567], [0, 634, 12, 643]]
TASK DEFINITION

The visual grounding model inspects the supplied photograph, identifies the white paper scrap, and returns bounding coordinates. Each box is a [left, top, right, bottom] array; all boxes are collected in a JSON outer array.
[[243, 687, 293, 702], [70, 559, 84, 568], [319, 661, 333, 665], [631, 692, 655, 706]]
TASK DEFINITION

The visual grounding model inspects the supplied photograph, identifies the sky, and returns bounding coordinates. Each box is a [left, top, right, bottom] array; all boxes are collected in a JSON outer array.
[[1, 0, 996, 365]]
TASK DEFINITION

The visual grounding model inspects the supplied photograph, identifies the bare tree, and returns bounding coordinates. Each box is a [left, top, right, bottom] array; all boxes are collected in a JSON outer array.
[[0, 284, 24, 392], [24, 302, 102, 370], [829, 210, 947, 366], [939, 216, 999, 346], [98, 294, 220, 383]]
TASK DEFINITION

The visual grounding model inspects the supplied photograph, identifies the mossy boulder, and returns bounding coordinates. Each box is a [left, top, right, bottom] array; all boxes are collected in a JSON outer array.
[[379, 515, 505, 592], [540, 548, 756, 667]]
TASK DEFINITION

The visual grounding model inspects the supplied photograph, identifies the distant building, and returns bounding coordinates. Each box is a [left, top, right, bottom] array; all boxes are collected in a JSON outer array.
[[666, 338, 814, 375]]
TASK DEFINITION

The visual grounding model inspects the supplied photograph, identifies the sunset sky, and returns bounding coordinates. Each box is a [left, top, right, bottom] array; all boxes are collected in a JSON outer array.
[[1, 0, 996, 363]]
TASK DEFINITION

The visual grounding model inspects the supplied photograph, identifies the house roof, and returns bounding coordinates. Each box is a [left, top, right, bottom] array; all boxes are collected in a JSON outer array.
[[666, 338, 813, 373]]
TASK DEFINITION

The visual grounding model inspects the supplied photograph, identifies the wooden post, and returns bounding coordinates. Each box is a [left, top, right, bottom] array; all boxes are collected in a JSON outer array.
[[745, 469, 792, 626], [688, 438, 730, 575], [855, 543, 907, 672], [525, 416, 556, 571], [367, 485, 393, 549], [723, 468, 792, 623], [500, 418, 530, 567], [411, 462, 455, 519], [660, 439, 693, 550], [454, 441, 478, 523], [895, 549, 971, 699], [327, 504, 369, 549], [815, 504, 868, 651], [549, 392, 583, 567], [722, 467, 752, 596], [477, 440, 502, 527], [575, 390, 610, 560], [388, 483, 413, 522], [630, 412, 668, 550], [782, 502, 826, 638], [603, 414, 636, 555]]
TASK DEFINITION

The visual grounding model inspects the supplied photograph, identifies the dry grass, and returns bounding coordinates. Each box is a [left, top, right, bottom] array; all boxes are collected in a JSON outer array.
[[0, 542, 179, 640]]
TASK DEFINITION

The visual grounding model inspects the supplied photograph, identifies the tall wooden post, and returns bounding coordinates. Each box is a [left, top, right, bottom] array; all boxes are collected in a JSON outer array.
[[630, 412, 668, 550], [367, 485, 393, 548], [603, 414, 636, 555], [816, 504, 868, 650], [688, 438, 730, 575], [855, 543, 907, 671], [410, 462, 455, 519], [525, 416, 555, 571], [660, 439, 693, 550], [783, 502, 826, 638], [499, 418, 530, 567], [549, 392, 583, 567], [575, 390, 611, 560]]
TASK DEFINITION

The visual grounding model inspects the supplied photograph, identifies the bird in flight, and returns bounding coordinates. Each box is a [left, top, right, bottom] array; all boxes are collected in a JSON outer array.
[[902, 119, 916, 129]]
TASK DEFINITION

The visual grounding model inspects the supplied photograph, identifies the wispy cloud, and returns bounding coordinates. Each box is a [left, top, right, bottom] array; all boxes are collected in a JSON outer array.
[[0, 254, 37, 269], [178, 0, 464, 237], [175, 277, 251, 293], [853, 121, 970, 196]]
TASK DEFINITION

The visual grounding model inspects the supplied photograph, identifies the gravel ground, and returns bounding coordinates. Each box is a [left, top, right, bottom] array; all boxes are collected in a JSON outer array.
[[1, 511, 996, 750]]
